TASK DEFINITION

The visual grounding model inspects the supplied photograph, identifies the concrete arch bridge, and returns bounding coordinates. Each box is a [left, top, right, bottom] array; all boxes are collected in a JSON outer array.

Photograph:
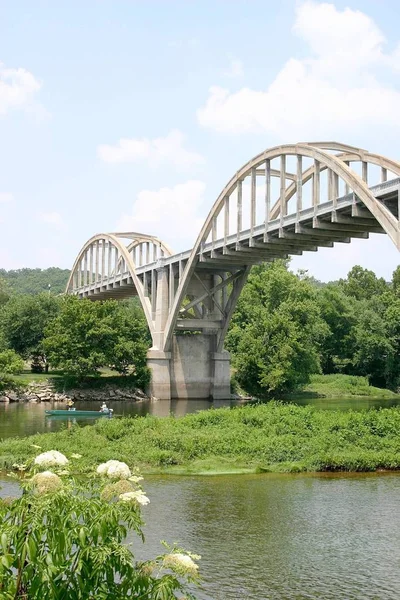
[[66, 142, 400, 399]]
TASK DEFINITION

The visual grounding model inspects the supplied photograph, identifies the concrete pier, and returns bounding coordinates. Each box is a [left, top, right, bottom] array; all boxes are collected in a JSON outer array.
[[148, 335, 231, 400]]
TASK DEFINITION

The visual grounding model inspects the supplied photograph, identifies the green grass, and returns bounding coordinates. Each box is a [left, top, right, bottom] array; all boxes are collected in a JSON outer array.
[[301, 374, 397, 398], [3, 402, 400, 475]]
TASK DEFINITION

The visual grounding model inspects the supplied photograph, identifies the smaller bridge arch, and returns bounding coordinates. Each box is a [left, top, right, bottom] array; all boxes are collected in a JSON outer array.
[[66, 232, 173, 338]]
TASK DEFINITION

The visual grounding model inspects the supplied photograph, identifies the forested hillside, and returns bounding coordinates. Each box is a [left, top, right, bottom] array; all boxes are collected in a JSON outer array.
[[0, 268, 70, 295]]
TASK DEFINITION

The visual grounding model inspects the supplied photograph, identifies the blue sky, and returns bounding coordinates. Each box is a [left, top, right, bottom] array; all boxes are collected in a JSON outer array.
[[0, 0, 399, 280]]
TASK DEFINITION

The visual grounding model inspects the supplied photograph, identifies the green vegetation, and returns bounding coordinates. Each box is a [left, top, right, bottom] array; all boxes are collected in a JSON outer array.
[[0, 294, 151, 387], [1, 453, 200, 599], [227, 262, 400, 396], [3, 402, 400, 474], [0, 267, 70, 295], [227, 262, 327, 397], [0, 350, 24, 375], [44, 296, 150, 386], [0, 262, 399, 397], [0, 293, 60, 372], [301, 374, 397, 398]]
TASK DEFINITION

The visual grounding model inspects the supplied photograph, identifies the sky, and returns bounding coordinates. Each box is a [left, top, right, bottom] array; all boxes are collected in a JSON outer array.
[[0, 0, 399, 281]]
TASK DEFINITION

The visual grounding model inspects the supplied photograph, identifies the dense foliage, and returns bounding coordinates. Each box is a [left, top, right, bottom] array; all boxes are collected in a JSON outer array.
[[0, 452, 200, 599], [0, 350, 24, 375], [3, 402, 400, 474], [226, 262, 328, 397], [0, 268, 70, 295], [0, 262, 399, 395], [0, 294, 60, 372], [227, 262, 400, 396], [44, 297, 150, 386]]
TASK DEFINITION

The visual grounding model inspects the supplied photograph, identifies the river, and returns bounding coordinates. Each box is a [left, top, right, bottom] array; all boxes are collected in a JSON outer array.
[[2, 471, 400, 599], [2, 395, 400, 439], [2, 397, 400, 598]]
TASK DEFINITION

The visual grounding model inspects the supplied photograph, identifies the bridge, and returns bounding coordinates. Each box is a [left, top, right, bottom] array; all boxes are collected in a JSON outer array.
[[66, 142, 400, 399]]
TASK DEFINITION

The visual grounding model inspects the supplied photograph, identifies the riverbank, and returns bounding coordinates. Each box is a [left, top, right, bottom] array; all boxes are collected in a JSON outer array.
[[2, 401, 400, 475], [0, 377, 149, 404], [301, 374, 398, 398]]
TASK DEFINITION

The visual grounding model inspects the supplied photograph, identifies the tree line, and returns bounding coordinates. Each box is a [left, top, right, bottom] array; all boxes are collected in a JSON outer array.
[[0, 262, 399, 396], [0, 267, 70, 295], [0, 282, 150, 388], [227, 262, 400, 397]]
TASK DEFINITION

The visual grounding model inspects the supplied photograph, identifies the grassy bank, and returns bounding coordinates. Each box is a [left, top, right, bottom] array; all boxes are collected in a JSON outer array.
[[2, 402, 400, 475], [300, 374, 397, 398]]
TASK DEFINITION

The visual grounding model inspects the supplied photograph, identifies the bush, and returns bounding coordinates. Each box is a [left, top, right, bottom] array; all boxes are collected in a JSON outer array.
[[0, 349, 24, 375], [0, 452, 200, 599]]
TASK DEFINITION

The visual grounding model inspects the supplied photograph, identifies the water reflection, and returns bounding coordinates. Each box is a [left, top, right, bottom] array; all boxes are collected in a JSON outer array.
[[0, 398, 236, 440]]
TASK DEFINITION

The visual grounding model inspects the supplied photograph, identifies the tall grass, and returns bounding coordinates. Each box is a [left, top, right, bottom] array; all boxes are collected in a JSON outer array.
[[302, 374, 397, 398], [2, 402, 400, 474]]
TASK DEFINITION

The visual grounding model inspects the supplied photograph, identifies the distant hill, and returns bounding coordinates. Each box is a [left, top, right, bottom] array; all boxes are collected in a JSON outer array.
[[0, 268, 70, 295]]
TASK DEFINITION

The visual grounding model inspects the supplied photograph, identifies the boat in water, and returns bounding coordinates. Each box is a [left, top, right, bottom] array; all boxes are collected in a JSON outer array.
[[45, 408, 113, 417]]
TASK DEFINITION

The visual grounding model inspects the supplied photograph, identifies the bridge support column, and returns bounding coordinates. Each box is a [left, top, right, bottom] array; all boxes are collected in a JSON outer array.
[[210, 351, 231, 399], [147, 335, 231, 400], [147, 349, 171, 400]]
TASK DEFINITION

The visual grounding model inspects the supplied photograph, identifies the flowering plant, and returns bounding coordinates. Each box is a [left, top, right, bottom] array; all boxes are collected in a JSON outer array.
[[0, 452, 200, 599]]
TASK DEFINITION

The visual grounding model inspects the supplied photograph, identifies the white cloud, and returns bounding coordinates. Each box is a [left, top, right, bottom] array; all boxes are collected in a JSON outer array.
[[98, 130, 205, 170], [38, 212, 63, 227], [197, 1, 400, 138], [168, 38, 199, 49], [0, 192, 13, 203], [0, 62, 41, 115], [116, 180, 206, 251], [224, 57, 244, 78]]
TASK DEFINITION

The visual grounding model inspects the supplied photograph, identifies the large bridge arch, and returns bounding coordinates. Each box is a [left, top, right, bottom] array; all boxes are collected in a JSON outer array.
[[67, 142, 400, 399]]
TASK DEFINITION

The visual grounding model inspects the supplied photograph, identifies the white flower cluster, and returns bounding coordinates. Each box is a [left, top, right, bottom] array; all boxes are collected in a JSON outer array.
[[31, 471, 63, 496], [119, 490, 150, 506], [163, 553, 200, 577], [34, 450, 69, 468], [128, 475, 143, 483], [96, 460, 131, 480]]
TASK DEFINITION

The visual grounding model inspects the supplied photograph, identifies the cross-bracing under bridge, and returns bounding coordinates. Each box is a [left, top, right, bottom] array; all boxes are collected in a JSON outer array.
[[66, 142, 400, 399]]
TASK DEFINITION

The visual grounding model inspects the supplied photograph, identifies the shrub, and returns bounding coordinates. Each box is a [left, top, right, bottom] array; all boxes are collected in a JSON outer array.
[[0, 453, 200, 599], [0, 349, 24, 375]]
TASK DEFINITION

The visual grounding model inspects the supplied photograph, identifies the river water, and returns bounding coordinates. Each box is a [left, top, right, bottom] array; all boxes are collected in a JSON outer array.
[[2, 471, 400, 599], [2, 395, 400, 440], [2, 398, 400, 598]]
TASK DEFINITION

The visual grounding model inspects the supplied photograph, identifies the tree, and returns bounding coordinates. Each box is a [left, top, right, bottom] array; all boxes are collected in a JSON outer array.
[[43, 297, 151, 385], [339, 265, 388, 301], [226, 262, 328, 397], [0, 294, 60, 371], [315, 284, 356, 373], [0, 277, 10, 307], [0, 349, 24, 374], [392, 265, 400, 296]]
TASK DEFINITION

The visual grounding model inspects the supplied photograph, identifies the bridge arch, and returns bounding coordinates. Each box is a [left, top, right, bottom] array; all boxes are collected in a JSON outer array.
[[66, 232, 173, 337], [67, 142, 400, 398], [162, 142, 400, 351]]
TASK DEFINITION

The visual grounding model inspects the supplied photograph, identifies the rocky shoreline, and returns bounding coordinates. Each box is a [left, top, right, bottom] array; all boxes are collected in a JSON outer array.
[[0, 381, 149, 404]]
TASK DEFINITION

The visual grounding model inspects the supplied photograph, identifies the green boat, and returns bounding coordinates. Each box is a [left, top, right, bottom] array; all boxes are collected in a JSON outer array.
[[45, 409, 113, 417]]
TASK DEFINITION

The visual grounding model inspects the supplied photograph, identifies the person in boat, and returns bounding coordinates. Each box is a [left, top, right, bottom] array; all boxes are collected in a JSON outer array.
[[67, 399, 76, 411], [100, 402, 109, 413]]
